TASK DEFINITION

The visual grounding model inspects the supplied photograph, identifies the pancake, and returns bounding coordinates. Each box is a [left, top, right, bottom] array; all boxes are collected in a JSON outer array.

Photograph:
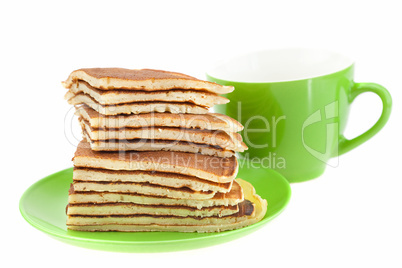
[[67, 179, 268, 232], [72, 181, 216, 199], [67, 200, 252, 226], [73, 140, 238, 183], [67, 203, 238, 217], [79, 118, 247, 152], [62, 68, 234, 94], [69, 80, 229, 107], [76, 105, 243, 132], [73, 167, 233, 193], [65, 91, 208, 115], [68, 180, 244, 208], [83, 131, 235, 157]]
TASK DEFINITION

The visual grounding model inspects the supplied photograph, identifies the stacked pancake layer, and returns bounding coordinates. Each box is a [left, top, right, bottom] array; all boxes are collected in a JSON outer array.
[[63, 68, 267, 232]]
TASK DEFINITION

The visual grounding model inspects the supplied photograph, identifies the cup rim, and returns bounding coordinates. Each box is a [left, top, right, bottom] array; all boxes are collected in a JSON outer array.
[[206, 48, 355, 83]]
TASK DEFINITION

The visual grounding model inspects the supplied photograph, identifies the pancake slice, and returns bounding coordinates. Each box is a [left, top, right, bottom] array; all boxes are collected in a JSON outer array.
[[83, 132, 235, 157], [79, 117, 247, 152], [67, 200, 252, 226], [73, 181, 215, 200], [69, 80, 229, 107], [62, 68, 234, 94], [67, 203, 238, 217], [73, 140, 239, 183], [65, 91, 209, 115], [67, 179, 268, 232], [73, 168, 233, 193], [75, 105, 243, 132], [68, 180, 244, 208]]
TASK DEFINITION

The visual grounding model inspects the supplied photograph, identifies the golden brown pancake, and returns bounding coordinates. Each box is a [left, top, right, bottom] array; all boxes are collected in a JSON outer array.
[[68, 179, 243, 208], [67, 200, 252, 226], [67, 202, 238, 217], [73, 140, 239, 183], [73, 167, 233, 193], [72, 181, 216, 199], [76, 105, 243, 132], [69, 80, 229, 107], [62, 68, 234, 94], [79, 118, 247, 152], [82, 131, 235, 157], [65, 91, 208, 115]]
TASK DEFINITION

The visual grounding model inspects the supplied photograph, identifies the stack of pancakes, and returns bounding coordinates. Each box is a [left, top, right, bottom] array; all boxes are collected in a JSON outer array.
[[63, 68, 267, 232]]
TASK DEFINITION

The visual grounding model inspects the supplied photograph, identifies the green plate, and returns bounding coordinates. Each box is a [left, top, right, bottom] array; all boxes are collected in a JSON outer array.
[[19, 163, 291, 252]]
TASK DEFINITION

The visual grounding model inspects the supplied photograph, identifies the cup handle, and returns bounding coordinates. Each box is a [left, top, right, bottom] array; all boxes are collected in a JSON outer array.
[[338, 82, 392, 156]]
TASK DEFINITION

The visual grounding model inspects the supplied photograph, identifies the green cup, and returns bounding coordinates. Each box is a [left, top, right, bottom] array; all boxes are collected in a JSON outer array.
[[206, 48, 392, 182]]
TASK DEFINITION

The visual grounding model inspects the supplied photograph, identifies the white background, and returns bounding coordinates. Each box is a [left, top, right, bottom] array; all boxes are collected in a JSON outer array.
[[2, 0, 401, 267]]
